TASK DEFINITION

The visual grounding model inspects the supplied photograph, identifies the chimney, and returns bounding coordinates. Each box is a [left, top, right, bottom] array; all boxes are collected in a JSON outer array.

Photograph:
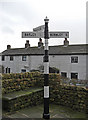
[[7, 45, 11, 49], [64, 38, 69, 46], [25, 40, 30, 48], [38, 38, 43, 48]]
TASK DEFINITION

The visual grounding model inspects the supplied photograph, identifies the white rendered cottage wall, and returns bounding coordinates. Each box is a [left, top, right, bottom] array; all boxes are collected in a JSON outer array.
[[29, 54, 87, 80], [2, 55, 30, 73], [30, 55, 43, 70], [0, 54, 87, 80], [49, 55, 87, 80]]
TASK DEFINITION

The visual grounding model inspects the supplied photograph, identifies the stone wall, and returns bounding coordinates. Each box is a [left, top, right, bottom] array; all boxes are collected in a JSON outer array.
[[2, 72, 60, 94], [2, 89, 43, 112], [2, 72, 88, 113], [50, 85, 88, 112]]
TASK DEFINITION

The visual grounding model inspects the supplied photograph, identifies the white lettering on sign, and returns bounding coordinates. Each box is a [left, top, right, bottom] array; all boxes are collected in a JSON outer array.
[[44, 86, 49, 98]]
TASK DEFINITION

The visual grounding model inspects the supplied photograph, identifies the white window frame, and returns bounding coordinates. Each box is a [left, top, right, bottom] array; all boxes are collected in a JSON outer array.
[[22, 56, 26, 61], [71, 56, 78, 63]]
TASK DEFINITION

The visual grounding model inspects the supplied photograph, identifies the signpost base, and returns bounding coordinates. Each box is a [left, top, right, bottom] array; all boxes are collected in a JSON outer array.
[[43, 113, 50, 119]]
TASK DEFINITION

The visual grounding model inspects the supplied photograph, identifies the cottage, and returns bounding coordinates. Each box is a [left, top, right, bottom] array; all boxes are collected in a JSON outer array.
[[0, 39, 88, 80]]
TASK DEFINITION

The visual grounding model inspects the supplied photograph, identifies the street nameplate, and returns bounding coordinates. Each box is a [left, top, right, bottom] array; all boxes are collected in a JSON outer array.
[[22, 31, 69, 38], [22, 32, 44, 38], [33, 25, 45, 32], [49, 31, 69, 38]]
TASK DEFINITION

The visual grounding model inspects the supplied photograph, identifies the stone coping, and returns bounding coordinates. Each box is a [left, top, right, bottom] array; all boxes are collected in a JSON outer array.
[[2, 87, 43, 100]]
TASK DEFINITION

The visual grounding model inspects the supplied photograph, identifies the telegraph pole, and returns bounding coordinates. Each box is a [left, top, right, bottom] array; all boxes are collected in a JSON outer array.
[[43, 16, 50, 119]]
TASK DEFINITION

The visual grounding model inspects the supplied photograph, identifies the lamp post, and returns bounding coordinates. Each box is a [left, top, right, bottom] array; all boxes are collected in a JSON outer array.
[[43, 16, 50, 119]]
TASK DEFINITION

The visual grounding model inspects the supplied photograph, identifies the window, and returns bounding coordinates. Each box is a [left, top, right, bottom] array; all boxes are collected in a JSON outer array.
[[21, 69, 26, 73], [71, 73, 78, 79], [22, 56, 26, 61], [71, 56, 78, 63], [2, 56, 5, 61], [61, 72, 67, 78], [10, 56, 14, 61], [6, 67, 10, 73]]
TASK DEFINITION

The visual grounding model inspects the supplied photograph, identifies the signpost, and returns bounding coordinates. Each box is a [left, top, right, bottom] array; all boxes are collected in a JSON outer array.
[[21, 17, 69, 119]]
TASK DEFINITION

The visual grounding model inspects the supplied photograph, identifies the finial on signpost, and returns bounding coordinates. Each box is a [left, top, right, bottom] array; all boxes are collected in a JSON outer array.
[[44, 16, 49, 22]]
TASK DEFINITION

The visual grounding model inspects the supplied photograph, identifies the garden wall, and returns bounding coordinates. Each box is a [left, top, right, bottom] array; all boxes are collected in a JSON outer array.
[[2, 72, 60, 112], [2, 72, 60, 94], [2, 89, 43, 112], [1, 72, 88, 113], [50, 85, 88, 112]]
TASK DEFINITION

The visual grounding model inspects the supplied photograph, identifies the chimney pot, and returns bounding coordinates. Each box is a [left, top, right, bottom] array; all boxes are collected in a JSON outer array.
[[64, 38, 69, 46], [26, 40, 29, 44], [7, 45, 11, 49], [38, 38, 43, 48], [39, 38, 42, 42], [25, 40, 30, 48]]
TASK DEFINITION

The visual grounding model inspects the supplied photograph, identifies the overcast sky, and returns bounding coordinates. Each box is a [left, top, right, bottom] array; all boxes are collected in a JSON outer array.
[[0, 0, 87, 52]]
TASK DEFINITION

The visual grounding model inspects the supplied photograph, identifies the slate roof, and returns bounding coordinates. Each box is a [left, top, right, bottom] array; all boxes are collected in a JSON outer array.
[[1, 44, 88, 56]]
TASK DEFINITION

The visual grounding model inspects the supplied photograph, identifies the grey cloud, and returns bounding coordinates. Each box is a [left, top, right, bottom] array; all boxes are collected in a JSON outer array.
[[0, 1, 38, 24], [2, 26, 14, 34]]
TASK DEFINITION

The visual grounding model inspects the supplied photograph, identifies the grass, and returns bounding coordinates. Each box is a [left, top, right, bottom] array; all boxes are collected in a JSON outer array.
[[3, 104, 87, 119]]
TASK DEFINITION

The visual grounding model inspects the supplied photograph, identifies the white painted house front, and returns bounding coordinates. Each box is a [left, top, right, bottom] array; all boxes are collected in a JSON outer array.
[[0, 40, 88, 80]]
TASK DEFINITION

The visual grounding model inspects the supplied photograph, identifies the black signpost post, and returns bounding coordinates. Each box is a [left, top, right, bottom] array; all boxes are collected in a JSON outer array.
[[43, 17, 50, 119]]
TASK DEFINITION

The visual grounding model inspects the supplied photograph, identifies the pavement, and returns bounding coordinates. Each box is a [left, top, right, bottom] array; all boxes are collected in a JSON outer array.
[[2, 104, 86, 119]]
